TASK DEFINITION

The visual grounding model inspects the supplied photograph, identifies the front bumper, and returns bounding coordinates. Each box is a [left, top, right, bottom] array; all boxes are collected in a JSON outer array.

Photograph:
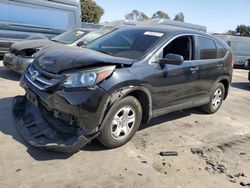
[[12, 96, 98, 153], [3, 53, 33, 74]]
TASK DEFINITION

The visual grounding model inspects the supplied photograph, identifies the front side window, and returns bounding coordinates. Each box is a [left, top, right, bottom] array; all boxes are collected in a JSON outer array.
[[159, 36, 194, 61], [52, 30, 89, 44], [199, 36, 217, 60], [87, 29, 165, 59]]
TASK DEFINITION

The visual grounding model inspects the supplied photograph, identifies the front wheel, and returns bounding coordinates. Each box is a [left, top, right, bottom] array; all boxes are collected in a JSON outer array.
[[98, 96, 142, 148], [201, 83, 225, 114]]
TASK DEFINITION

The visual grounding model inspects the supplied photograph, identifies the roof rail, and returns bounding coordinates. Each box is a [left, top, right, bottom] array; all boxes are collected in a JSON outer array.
[[138, 18, 207, 33]]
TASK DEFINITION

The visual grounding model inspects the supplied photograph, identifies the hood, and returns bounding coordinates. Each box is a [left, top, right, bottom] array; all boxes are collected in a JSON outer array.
[[11, 39, 57, 51], [34, 45, 134, 74]]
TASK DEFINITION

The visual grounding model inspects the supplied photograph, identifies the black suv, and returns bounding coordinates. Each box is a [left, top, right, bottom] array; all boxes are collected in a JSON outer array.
[[13, 27, 233, 153]]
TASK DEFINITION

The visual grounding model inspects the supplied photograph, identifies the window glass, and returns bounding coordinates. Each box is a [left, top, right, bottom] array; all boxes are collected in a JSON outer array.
[[80, 30, 109, 44], [87, 29, 165, 59], [216, 42, 227, 58], [52, 30, 89, 44], [199, 37, 217, 59], [161, 36, 194, 61], [230, 42, 250, 53], [0, 2, 74, 29]]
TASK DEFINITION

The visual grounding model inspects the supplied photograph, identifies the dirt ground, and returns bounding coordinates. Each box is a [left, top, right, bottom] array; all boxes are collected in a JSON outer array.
[[0, 61, 250, 188]]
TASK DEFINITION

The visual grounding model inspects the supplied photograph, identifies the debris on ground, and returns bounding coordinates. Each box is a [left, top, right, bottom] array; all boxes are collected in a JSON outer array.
[[240, 182, 250, 186], [159, 151, 178, 157], [234, 173, 246, 178], [191, 148, 204, 157]]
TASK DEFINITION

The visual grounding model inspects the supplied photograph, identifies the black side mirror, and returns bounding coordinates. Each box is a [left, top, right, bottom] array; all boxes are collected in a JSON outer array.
[[158, 54, 184, 65], [77, 41, 87, 47]]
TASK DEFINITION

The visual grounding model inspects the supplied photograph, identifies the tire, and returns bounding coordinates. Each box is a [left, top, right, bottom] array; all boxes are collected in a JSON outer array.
[[98, 96, 142, 148], [201, 83, 225, 114]]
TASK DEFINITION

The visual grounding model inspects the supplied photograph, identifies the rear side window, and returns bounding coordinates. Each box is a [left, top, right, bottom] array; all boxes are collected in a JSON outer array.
[[216, 43, 227, 58], [199, 36, 217, 60]]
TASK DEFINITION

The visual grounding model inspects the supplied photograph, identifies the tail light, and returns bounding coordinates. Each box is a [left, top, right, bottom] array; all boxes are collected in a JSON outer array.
[[231, 53, 234, 67]]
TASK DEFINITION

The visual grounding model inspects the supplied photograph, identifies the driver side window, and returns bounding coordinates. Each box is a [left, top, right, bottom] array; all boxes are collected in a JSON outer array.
[[158, 35, 194, 61]]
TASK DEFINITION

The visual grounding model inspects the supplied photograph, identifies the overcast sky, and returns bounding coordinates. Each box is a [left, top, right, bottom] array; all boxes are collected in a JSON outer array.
[[95, 0, 250, 33]]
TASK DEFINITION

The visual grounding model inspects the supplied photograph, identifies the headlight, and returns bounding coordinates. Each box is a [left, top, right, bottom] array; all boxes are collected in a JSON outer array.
[[62, 66, 115, 88]]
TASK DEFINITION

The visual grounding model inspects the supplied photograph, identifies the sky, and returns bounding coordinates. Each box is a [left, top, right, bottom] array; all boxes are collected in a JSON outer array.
[[95, 0, 250, 33]]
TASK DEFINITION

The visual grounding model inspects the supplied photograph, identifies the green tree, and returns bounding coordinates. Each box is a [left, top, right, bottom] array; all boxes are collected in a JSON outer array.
[[235, 25, 250, 36], [125, 10, 149, 22], [173, 12, 184, 22], [80, 0, 104, 23], [152, 11, 170, 19]]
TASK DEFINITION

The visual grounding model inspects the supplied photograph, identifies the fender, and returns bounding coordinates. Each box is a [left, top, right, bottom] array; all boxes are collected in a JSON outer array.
[[98, 85, 153, 127], [212, 75, 231, 99]]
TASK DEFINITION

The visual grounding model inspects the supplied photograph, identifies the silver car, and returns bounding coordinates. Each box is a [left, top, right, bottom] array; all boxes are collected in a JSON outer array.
[[3, 28, 110, 73]]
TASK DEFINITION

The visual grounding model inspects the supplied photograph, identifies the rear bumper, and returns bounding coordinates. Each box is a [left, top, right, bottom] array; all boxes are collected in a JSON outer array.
[[3, 53, 33, 74], [12, 96, 98, 153]]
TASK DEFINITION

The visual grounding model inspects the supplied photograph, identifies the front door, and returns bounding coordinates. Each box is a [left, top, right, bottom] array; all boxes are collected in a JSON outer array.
[[149, 35, 201, 115]]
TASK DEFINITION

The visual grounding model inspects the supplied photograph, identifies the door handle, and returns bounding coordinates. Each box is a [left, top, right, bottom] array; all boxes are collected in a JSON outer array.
[[190, 67, 199, 71], [217, 63, 223, 67]]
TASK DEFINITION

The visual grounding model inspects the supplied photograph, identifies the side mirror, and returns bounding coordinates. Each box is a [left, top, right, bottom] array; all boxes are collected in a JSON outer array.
[[158, 54, 184, 65], [77, 41, 87, 47]]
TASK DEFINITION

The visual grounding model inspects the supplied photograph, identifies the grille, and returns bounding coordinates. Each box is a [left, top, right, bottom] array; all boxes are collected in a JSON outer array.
[[25, 65, 64, 90]]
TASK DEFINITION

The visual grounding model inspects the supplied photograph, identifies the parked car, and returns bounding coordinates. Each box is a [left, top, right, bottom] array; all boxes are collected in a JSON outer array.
[[215, 34, 250, 69], [3, 28, 110, 73], [13, 26, 233, 153], [0, 0, 82, 56]]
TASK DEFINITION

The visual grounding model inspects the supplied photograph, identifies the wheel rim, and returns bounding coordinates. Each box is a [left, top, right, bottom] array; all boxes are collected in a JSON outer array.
[[212, 88, 222, 110], [111, 106, 136, 140]]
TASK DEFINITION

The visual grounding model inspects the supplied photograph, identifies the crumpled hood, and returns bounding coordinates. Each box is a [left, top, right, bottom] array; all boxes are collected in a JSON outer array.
[[11, 39, 56, 51], [33, 45, 134, 74]]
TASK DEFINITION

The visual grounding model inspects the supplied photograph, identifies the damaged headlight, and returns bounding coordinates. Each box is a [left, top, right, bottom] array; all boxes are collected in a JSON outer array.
[[62, 66, 115, 88]]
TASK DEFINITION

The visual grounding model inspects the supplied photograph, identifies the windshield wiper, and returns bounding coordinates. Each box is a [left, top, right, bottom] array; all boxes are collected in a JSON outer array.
[[98, 50, 113, 56], [51, 39, 60, 43]]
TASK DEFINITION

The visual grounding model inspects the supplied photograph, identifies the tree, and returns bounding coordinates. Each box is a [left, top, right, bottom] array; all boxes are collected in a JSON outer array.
[[225, 30, 236, 35], [152, 11, 170, 19], [235, 25, 250, 36], [81, 0, 104, 23], [173, 12, 184, 22], [125, 10, 149, 22], [225, 25, 250, 36]]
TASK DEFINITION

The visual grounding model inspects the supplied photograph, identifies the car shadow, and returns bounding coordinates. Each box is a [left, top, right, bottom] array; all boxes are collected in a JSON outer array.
[[139, 107, 204, 131], [0, 65, 21, 81], [0, 96, 205, 160], [0, 97, 74, 161], [231, 82, 250, 91]]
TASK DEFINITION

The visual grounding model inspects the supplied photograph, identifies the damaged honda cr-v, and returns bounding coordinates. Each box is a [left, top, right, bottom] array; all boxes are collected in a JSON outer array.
[[13, 26, 233, 153]]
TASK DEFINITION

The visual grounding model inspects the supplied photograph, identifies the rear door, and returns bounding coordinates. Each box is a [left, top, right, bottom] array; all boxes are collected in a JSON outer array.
[[197, 36, 225, 98]]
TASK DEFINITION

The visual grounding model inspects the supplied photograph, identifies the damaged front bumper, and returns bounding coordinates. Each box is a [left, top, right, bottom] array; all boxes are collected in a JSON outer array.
[[3, 53, 33, 74], [12, 96, 99, 153]]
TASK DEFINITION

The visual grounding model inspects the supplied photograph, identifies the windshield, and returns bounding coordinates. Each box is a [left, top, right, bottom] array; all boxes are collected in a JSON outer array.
[[52, 29, 90, 44], [80, 30, 110, 44], [87, 29, 165, 59]]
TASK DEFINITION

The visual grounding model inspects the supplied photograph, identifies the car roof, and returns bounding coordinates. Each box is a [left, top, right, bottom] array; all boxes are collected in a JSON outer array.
[[116, 26, 229, 49]]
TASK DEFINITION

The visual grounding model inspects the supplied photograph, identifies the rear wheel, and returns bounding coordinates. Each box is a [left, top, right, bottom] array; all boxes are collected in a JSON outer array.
[[98, 96, 142, 148], [201, 83, 225, 114]]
